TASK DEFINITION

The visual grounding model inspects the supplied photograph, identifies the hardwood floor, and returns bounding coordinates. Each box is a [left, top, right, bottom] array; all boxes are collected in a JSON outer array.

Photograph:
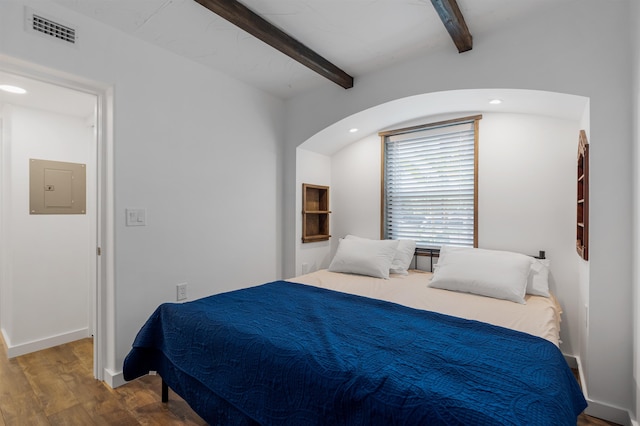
[[0, 336, 621, 425], [0, 337, 206, 425]]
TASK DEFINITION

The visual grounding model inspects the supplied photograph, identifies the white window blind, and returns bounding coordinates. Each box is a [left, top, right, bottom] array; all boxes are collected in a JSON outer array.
[[383, 117, 479, 248]]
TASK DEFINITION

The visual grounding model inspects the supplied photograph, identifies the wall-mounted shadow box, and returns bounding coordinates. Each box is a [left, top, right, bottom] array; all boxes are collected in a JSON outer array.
[[576, 131, 589, 260], [302, 183, 330, 243]]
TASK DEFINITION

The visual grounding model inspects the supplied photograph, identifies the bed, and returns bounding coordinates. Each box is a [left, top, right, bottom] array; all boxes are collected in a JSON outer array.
[[123, 241, 587, 425]]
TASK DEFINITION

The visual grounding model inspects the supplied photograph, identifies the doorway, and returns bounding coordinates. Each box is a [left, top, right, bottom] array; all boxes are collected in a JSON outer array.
[[0, 65, 109, 380]]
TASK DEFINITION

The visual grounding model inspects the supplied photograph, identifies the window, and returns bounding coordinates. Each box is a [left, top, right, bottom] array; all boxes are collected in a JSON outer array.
[[381, 115, 481, 249]]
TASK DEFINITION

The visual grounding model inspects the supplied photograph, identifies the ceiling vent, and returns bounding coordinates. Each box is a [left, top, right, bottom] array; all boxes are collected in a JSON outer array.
[[25, 8, 77, 45]]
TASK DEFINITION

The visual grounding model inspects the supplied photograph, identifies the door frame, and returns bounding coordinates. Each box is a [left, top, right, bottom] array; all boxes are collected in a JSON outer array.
[[0, 55, 113, 380]]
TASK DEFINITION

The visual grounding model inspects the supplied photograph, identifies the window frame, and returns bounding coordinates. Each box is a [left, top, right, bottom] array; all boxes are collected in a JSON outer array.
[[380, 115, 481, 248]]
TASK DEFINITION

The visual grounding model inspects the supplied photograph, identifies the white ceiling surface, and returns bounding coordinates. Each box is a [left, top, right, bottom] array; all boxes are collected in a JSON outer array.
[[0, 1, 585, 150], [0, 70, 96, 118], [302, 89, 589, 156], [50, 0, 558, 99]]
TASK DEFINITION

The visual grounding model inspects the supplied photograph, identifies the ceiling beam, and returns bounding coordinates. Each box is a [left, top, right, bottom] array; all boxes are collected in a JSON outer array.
[[431, 0, 473, 53], [194, 0, 354, 89]]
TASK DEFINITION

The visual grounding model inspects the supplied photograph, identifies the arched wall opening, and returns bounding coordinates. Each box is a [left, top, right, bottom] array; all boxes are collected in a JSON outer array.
[[293, 88, 589, 360]]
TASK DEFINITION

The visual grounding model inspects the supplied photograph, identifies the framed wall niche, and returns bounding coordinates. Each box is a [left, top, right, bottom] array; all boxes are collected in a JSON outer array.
[[576, 130, 589, 260], [302, 183, 330, 243]]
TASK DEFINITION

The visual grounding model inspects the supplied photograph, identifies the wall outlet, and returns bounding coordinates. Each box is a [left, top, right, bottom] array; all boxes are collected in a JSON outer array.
[[177, 283, 187, 301], [584, 304, 589, 329]]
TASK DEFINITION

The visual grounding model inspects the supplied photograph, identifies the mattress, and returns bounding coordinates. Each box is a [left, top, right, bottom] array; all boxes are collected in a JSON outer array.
[[123, 279, 586, 425], [288, 269, 562, 346]]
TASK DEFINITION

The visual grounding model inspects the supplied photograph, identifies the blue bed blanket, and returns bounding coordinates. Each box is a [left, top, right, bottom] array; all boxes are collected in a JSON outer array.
[[123, 280, 587, 425]]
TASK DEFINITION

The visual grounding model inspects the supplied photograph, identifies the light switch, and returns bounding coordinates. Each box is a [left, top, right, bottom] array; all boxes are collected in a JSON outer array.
[[126, 208, 147, 226], [136, 209, 146, 224]]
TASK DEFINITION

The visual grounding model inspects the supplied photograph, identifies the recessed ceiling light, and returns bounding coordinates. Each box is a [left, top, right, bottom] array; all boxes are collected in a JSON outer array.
[[349, 128, 359, 133], [489, 99, 502, 105], [0, 85, 27, 94]]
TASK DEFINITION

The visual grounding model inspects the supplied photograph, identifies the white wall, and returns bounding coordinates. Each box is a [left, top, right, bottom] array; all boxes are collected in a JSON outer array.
[[577, 105, 592, 403], [632, 0, 640, 420], [284, 0, 633, 421], [331, 133, 382, 243], [479, 114, 580, 352], [0, 0, 284, 380], [0, 104, 93, 356], [330, 113, 580, 352], [296, 149, 332, 276], [0, 109, 8, 350]]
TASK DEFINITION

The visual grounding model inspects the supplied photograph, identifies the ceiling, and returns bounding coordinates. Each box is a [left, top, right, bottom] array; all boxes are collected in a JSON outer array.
[[0, 70, 96, 118], [49, 0, 558, 99], [0, 0, 586, 149], [302, 89, 589, 155]]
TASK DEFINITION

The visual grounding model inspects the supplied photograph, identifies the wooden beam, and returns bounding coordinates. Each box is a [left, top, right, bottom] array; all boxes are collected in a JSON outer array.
[[431, 0, 473, 53], [194, 0, 354, 89]]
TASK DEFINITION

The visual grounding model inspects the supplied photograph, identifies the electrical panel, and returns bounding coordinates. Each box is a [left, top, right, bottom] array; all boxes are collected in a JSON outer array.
[[29, 158, 86, 215]]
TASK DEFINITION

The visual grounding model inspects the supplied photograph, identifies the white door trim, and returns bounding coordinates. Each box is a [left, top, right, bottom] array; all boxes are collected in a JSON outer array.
[[0, 54, 114, 380]]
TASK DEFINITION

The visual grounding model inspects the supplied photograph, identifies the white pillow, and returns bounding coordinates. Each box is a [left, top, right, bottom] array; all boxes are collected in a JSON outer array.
[[429, 246, 531, 304], [389, 239, 416, 275], [528, 258, 551, 297], [433, 244, 467, 268], [329, 238, 399, 279], [345, 235, 416, 275]]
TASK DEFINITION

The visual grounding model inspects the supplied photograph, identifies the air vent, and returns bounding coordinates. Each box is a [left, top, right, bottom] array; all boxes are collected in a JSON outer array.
[[32, 14, 76, 43], [24, 8, 78, 46]]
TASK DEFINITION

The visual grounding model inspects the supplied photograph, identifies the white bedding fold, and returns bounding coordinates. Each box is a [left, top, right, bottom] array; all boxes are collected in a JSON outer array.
[[288, 269, 562, 347]]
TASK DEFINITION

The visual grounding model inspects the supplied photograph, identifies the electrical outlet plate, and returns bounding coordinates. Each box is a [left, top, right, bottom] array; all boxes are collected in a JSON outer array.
[[177, 283, 187, 301], [584, 304, 589, 329]]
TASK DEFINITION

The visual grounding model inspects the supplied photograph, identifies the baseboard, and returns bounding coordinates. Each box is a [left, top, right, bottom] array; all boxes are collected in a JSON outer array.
[[1, 328, 11, 353], [585, 398, 633, 426], [4, 327, 90, 358], [104, 368, 126, 389], [565, 353, 634, 425], [563, 353, 578, 369]]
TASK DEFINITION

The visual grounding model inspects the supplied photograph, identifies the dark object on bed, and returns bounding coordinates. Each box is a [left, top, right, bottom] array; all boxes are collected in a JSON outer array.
[[123, 280, 586, 425], [412, 248, 545, 272]]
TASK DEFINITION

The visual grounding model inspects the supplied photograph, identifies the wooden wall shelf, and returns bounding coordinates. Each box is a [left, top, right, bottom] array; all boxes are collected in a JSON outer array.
[[576, 130, 589, 260], [302, 183, 330, 243]]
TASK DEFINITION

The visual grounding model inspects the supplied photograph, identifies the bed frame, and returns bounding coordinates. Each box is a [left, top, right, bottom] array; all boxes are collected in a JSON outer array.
[[413, 247, 545, 272]]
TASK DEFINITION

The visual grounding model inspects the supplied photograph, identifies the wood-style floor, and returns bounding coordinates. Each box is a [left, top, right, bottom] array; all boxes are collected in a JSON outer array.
[[0, 337, 620, 425], [0, 337, 206, 425]]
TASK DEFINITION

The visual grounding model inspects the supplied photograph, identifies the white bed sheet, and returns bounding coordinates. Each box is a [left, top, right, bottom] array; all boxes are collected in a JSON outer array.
[[288, 269, 562, 347]]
